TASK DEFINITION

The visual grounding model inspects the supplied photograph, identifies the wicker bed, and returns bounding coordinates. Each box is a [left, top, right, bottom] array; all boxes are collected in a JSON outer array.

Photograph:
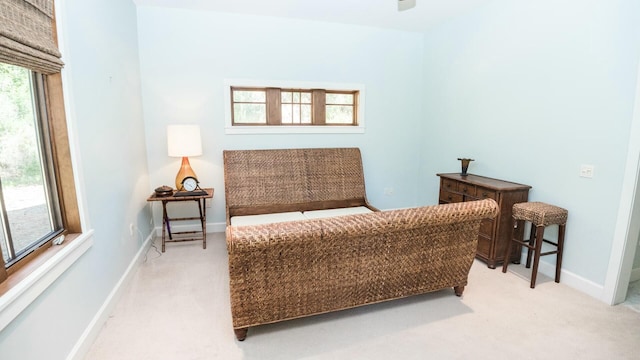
[[223, 148, 498, 340]]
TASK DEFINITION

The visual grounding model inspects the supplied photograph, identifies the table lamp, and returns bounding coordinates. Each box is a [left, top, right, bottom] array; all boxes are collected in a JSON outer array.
[[167, 124, 202, 190]]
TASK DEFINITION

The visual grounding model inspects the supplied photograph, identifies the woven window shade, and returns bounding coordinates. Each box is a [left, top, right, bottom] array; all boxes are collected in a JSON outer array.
[[0, 0, 63, 74]]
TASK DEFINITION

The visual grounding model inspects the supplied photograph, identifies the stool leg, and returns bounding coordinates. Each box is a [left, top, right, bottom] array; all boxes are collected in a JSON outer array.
[[525, 224, 536, 268], [555, 224, 566, 283], [530, 225, 545, 288], [512, 219, 524, 265], [502, 218, 518, 273]]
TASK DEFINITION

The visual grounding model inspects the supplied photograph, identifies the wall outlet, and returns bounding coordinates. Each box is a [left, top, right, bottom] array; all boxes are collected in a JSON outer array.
[[579, 164, 594, 178], [205, 199, 212, 208]]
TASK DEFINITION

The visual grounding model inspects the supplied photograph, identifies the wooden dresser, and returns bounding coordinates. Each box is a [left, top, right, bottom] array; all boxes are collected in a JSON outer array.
[[437, 173, 531, 268]]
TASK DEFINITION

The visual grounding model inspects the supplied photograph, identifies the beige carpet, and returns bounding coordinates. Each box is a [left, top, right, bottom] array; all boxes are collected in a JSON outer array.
[[85, 232, 640, 360]]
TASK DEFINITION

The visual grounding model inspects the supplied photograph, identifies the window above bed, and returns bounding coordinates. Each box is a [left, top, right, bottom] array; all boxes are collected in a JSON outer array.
[[224, 79, 365, 134]]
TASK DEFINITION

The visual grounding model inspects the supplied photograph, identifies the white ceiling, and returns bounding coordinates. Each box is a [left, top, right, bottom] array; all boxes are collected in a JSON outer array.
[[132, 0, 494, 32]]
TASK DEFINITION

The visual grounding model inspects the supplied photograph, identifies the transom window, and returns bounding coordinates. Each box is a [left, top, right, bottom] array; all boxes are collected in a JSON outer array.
[[230, 86, 359, 126], [326, 91, 357, 124], [281, 90, 312, 124], [232, 89, 266, 124]]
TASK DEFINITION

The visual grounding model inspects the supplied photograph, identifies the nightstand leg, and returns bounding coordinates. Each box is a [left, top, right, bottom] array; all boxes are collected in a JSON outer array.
[[198, 199, 207, 249], [161, 201, 168, 252]]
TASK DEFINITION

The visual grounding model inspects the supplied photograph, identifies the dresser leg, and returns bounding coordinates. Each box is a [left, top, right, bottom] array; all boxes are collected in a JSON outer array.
[[454, 286, 465, 296]]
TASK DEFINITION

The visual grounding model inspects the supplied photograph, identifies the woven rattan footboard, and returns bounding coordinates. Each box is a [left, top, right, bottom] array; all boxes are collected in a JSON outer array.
[[226, 199, 499, 340]]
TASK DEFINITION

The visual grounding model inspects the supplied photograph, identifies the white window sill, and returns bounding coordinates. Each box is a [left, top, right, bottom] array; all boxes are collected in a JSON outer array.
[[225, 125, 365, 135], [0, 229, 94, 331]]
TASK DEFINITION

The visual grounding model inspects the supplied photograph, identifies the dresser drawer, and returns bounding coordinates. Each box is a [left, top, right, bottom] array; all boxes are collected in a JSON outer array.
[[458, 183, 476, 197], [479, 219, 495, 237], [477, 235, 491, 258], [476, 187, 497, 200], [441, 178, 458, 192], [439, 189, 463, 203]]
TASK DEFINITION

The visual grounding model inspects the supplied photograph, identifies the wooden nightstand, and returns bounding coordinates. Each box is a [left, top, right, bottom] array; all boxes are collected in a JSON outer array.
[[437, 174, 531, 268], [147, 188, 214, 252]]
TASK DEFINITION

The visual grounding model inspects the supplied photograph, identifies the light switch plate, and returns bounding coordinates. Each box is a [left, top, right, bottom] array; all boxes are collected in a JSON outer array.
[[580, 164, 594, 178]]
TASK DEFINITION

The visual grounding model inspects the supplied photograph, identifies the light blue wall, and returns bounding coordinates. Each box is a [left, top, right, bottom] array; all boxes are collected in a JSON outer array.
[[634, 214, 640, 270], [3, 1, 640, 358], [421, 0, 640, 285], [136, 7, 425, 222], [0, 0, 152, 359]]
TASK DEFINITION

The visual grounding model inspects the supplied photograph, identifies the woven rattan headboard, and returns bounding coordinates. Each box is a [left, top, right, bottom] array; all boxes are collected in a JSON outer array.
[[223, 148, 369, 216]]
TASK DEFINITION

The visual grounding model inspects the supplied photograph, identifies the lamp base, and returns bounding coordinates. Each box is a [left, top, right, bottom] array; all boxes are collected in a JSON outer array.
[[175, 156, 198, 190]]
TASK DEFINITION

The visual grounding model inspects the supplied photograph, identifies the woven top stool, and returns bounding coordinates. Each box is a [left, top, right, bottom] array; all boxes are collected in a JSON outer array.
[[501, 202, 568, 288]]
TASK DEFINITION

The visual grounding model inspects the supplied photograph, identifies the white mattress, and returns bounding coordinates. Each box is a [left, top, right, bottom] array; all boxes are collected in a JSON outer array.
[[230, 211, 306, 226], [303, 206, 373, 219], [231, 206, 374, 226]]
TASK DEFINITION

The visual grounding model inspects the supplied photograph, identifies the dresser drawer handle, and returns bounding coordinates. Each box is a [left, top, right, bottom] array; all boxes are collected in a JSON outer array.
[[481, 192, 488, 197], [447, 196, 453, 201]]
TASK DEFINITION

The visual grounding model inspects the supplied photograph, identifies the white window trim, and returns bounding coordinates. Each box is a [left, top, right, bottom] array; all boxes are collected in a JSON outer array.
[[224, 79, 366, 135], [0, 230, 94, 331]]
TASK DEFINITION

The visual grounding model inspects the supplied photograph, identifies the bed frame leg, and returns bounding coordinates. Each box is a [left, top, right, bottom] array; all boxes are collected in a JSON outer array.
[[454, 285, 465, 296], [234, 328, 248, 341]]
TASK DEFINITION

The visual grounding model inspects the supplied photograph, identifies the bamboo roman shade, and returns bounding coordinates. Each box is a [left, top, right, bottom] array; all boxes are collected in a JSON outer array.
[[0, 0, 63, 74]]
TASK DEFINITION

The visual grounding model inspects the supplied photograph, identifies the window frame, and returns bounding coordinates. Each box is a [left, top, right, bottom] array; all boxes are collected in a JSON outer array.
[[0, 68, 65, 269], [0, 68, 82, 281], [0, 67, 89, 332], [279, 89, 313, 125], [0, 0, 89, 332], [224, 79, 365, 134]]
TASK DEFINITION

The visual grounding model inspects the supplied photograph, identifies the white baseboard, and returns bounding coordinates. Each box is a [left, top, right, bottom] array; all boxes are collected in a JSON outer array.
[[152, 221, 226, 236], [631, 267, 640, 282], [519, 252, 604, 301], [66, 231, 154, 360], [538, 260, 604, 300]]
